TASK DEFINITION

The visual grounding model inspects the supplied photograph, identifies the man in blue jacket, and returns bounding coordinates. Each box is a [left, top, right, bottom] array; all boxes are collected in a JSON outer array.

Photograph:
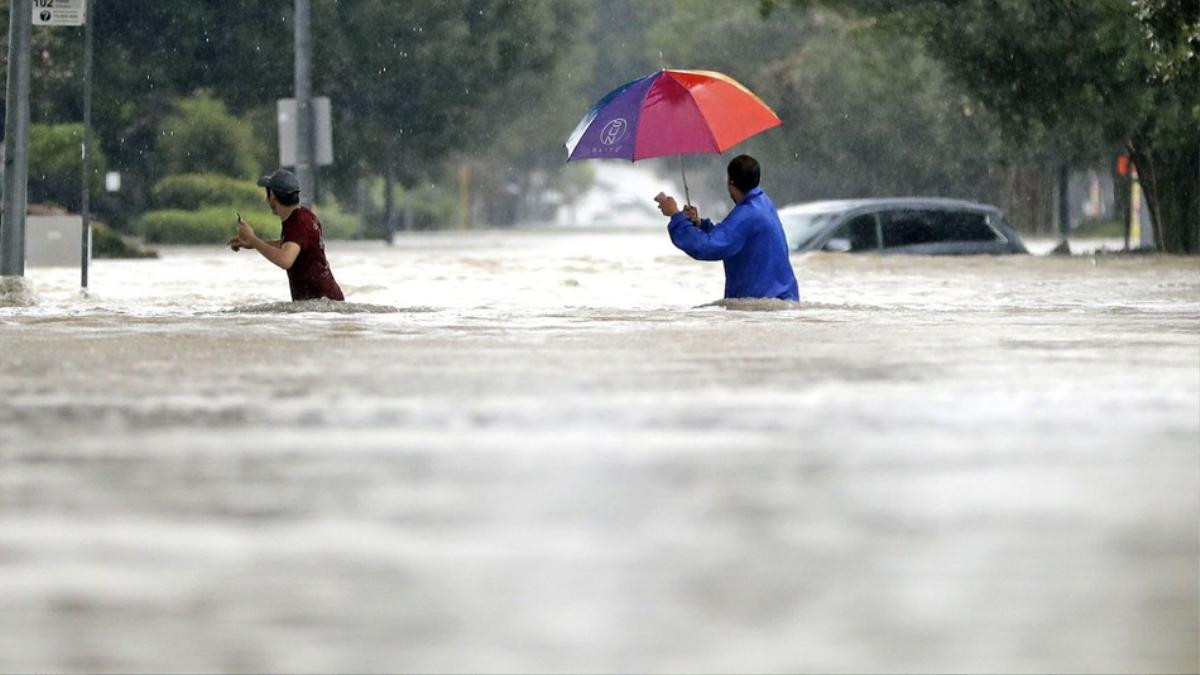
[[655, 155, 799, 302]]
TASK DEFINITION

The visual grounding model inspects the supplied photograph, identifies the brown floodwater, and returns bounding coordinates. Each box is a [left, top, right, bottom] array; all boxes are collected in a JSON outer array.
[[1, 229, 1197, 672]]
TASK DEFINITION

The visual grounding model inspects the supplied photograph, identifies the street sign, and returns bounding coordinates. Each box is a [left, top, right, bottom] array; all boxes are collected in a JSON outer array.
[[26, 215, 86, 268], [277, 97, 334, 166], [32, 0, 87, 26]]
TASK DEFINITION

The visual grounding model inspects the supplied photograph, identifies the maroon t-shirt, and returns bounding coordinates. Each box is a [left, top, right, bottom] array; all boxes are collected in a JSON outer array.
[[281, 207, 344, 301]]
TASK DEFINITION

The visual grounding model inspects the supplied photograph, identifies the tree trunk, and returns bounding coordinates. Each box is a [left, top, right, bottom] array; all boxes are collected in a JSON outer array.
[[1130, 139, 1200, 254], [1000, 166, 1055, 234], [1110, 155, 1129, 230], [355, 177, 371, 239], [1110, 155, 1132, 250], [1057, 163, 1071, 242], [382, 166, 396, 245]]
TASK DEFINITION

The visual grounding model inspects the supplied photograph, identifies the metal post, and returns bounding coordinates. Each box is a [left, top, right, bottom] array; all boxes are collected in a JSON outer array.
[[679, 155, 691, 206], [383, 165, 395, 244], [458, 165, 470, 229], [294, 0, 315, 206], [81, 0, 95, 288], [1, 0, 33, 277], [1057, 163, 1070, 243], [1123, 174, 1132, 252]]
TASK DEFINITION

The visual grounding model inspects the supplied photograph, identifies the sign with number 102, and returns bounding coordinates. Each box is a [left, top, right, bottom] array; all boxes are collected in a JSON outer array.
[[32, 0, 88, 27]]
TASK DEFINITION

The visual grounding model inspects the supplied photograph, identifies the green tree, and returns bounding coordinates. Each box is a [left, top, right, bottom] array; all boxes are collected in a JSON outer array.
[[312, 0, 583, 224], [1133, 0, 1200, 85], [1128, 0, 1199, 252], [158, 92, 260, 179], [5, 1, 586, 231], [459, 8, 603, 226], [28, 123, 106, 212], [2, 2, 291, 227], [767, 0, 1200, 253], [653, 2, 1012, 207]]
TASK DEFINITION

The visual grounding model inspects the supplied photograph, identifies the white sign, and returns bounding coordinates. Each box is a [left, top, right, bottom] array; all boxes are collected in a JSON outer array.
[[105, 171, 120, 192], [26, 215, 86, 268], [32, 0, 87, 26], [277, 97, 334, 167]]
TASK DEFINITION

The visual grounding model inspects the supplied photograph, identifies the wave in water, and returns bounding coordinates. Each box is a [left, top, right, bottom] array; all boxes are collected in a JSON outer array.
[[223, 299, 436, 314], [0, 277, 37, 307], [701, 298, 803, 312]]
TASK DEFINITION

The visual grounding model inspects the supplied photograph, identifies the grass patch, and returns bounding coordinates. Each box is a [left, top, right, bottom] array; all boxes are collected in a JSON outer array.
[[1072, 219, 1127, 238]]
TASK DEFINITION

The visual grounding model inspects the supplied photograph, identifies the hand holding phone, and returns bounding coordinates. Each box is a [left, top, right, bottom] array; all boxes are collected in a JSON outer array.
[[230, 212, 246, 251]]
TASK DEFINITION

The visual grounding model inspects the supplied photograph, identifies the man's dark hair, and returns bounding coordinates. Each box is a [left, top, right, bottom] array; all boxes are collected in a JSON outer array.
[[268, 188, 300, 206], [727, 154, 761, 193]]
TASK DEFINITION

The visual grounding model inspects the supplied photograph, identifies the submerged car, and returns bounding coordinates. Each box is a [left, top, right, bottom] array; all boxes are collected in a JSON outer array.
[[779, 198, 1028, 255]]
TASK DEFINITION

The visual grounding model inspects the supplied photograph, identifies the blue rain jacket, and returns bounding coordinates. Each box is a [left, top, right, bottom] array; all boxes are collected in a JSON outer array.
[[667, 187, 800, 301]]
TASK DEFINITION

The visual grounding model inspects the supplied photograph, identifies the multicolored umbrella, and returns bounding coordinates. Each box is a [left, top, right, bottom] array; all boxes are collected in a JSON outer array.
[[565, 69, 782, 202]]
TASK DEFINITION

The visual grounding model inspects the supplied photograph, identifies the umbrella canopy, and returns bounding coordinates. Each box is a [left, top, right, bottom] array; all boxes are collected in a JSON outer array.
[[565, 69, 782, 162]]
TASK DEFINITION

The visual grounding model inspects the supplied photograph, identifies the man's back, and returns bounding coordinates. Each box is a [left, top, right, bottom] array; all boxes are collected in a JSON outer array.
[[281, 206, 344, 301], [667, 187, 799, 301]]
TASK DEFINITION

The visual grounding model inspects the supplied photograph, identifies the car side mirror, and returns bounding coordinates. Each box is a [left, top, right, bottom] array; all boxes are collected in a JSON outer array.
[[823, 238, 851, 252]]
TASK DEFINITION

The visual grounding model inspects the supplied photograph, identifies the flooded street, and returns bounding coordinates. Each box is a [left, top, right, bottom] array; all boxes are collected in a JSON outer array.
[[1, 228, 1197, 672]]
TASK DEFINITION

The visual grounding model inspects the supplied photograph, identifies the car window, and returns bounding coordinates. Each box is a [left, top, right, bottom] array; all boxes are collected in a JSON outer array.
[[824, 214, 880, 252], [780, 211, 840, 250], [879, 209, 1000, 248]]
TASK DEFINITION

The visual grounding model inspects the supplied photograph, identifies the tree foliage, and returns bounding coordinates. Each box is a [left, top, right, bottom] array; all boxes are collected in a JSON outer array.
[[4, 0, 1193, 245], [650, 1, 1011, 208], [1133, 0, 1200, 85], [764, 0, 1199, 252], [4, 0, 583, 229], [28, 123, 106, 212], [158, 92, 259, 179], [312, 0, 583, 189], [152, 174, 264, 211]]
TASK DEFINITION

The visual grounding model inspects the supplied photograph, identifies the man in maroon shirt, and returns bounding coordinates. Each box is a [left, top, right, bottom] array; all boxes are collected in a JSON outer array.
[[228, 168, 344, 301]]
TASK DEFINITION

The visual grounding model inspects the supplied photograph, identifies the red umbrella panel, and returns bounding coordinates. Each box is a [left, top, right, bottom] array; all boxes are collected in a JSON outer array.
[[565, 69, 782, 162]]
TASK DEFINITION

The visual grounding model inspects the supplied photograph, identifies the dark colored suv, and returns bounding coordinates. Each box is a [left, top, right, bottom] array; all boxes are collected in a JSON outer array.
[[779, 198, 1028, 255]]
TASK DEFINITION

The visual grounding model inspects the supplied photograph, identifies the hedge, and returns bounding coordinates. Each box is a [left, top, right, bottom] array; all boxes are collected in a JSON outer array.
[[138, 206, 359, 244], [139, 208, 279, 244], [399, 185, 460, 231], [311, 201, 362, 240], [153, 173, 264, 211], [92, 223, 158, 259], [359, 183, 461, 238]]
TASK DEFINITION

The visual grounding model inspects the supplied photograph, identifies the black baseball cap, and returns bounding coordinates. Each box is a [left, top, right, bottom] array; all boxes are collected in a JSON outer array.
[[257, 168, 301, 195]]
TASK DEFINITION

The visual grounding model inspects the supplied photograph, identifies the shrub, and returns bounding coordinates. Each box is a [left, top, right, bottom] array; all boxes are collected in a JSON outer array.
[[92, 223, 158, 259], [138, 208, 281, 245], [138, 205, 356, 244], [158, 91, 261, 179], [360, 182, 460, 238], [311, 199, 362, 240], [1072, 219, 1126, 238], [29, 123, 107, 212], [153, 173, 264, 211], [401, 184, 460, 231]]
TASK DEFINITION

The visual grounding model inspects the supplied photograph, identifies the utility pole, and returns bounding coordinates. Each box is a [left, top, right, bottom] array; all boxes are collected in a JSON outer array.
[[294, 0, 315, 206], [1, 0, 32, 277], [81, 0, 95, 288], [1052, 162, 1071, 255]]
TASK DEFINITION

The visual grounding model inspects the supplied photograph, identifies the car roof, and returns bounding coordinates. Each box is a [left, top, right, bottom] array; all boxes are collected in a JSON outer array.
[[777, 197, 1001, 215]]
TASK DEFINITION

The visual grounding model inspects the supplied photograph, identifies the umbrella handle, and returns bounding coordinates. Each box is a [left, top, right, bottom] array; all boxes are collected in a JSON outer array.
[[679, 156, 691, 207]]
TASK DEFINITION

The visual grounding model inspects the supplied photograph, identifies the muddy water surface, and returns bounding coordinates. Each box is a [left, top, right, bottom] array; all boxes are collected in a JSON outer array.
[[1, 229, 1197, 672]]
